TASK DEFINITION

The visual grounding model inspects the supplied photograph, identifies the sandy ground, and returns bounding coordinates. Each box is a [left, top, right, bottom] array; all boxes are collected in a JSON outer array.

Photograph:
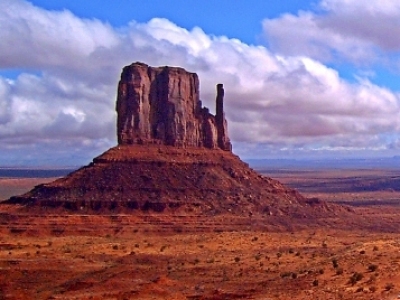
[[0, 178, 57, 201], [1, 170, 400, 299], [0, 227, 400, 299]]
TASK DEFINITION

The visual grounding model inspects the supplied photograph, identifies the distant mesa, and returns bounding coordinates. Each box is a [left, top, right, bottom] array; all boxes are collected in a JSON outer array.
[[116, 62, 231, 151]]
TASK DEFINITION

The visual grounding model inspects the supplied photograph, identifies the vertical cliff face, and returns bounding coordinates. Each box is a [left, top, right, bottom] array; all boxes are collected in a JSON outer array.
[[116, 62, 231, 151]]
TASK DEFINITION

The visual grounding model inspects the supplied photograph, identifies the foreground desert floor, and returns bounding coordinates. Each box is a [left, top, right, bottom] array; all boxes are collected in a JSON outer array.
[[0, 226, 400, 299], [1, 168, 400, 299]]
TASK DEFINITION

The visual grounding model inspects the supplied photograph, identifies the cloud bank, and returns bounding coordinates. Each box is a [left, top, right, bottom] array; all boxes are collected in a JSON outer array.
[[263, 0, 400, 63], [1, 0, 400, 165]]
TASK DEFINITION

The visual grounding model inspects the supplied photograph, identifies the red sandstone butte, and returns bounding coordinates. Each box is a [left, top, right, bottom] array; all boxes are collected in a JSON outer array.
[[116, 62, 231, 150]]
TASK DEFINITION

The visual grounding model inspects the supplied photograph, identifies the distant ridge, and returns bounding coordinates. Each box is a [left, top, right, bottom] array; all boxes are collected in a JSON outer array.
[[248, 157, 400, 170], [0, 168, 75, 178]]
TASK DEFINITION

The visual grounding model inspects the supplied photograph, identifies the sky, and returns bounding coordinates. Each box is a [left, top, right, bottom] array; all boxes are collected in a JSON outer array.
[[2, 0, 400, 166]]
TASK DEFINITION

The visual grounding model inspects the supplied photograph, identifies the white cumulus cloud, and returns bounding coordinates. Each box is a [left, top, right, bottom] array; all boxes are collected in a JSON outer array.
[[1, 0, 400, 165], [263, 0, 400, 63]]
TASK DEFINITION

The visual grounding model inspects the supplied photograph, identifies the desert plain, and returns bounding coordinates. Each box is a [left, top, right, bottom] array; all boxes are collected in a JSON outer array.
[[1, 167, 400, 300]]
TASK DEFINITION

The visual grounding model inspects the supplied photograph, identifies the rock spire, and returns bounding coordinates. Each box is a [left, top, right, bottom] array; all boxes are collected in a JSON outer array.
[[116, 62, 231, 151]]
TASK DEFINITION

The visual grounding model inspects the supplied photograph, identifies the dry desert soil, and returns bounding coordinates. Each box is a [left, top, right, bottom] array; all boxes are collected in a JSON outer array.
[[1, 168, 400, 299]]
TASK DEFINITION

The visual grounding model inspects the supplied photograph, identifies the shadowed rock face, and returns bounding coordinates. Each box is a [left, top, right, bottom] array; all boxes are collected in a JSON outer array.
[[116, 62, 231, 151]]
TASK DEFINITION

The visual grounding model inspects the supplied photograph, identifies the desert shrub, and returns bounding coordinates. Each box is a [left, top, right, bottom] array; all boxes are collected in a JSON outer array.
[[234, 257, 240, 263], [349, 272, 363, 285], [280, 272, 292, 278], [112, 245, 118, 250], [160, 245, 167, 252], [251, 236, 258, 242], [288, 248, 294, 254], [336, 267, 344, 275], [276, 252, 282, 258], [368, 264, 378, 272], [369, 286, 377, 293], [355, 287, 364, 293], [360, 250, 366, 255], [372, 245, 379, 251], [291, 272, 298, 279], [385, 283, 395, 291], [313, 279, 319, 286], [318, 268, 324, 275], [332, 258, 339, 268], [255, 254, 261, 261]]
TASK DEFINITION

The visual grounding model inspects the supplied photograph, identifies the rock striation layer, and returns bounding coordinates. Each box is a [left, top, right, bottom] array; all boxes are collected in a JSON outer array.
[[5, 144, 339, 218], [116, 62, 231, 150]]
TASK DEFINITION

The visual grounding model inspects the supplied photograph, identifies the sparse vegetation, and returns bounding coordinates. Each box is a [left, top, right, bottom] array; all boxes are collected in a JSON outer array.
[[368, 264, 378, 272], [336, 267, 344, 275], [349, 272, 364, 285], [332, 258, 339, 268], [385, 283, 395, 291]]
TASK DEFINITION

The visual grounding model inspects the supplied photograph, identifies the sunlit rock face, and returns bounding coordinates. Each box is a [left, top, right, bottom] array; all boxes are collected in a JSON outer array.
[[116, 62, 231, 151]]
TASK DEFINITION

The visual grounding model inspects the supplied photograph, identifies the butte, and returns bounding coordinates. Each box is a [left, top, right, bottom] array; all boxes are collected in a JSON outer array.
[[3, 62, 349, 228]]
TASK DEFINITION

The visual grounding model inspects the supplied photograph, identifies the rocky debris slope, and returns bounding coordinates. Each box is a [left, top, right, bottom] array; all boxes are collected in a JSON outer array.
[[6, 144, 342, 217]]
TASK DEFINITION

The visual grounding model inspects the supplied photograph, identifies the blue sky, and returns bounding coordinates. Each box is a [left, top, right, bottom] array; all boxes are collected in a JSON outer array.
[[28, 0, 315, 44], [2, 0, 400, 166]]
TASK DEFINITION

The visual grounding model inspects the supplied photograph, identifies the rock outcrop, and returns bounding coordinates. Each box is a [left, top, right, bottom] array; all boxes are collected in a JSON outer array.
[[116, 62, 231, 151], [3, 62, 347, 222]]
